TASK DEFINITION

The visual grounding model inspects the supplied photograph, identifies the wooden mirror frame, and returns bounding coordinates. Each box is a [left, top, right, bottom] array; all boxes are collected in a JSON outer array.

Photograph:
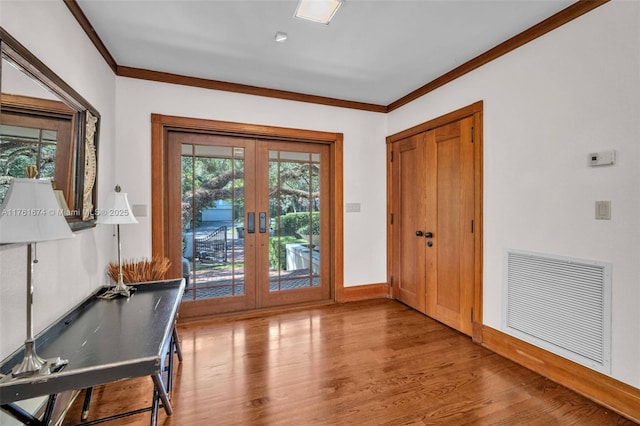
[[0, 27, 100, 231]]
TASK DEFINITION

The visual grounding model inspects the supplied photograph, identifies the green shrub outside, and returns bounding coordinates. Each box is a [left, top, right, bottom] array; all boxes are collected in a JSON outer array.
[[269, 212, 320, 269], [275, 211, 320, 235], [296, 220, 320, 235], [269, 236, 307, 269]]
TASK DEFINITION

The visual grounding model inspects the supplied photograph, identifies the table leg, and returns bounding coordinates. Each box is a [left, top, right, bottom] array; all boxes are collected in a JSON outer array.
[[172, 325, 183, 362], [151, 373, 172, 416], [166, 325, 182, 393], [42, 393, 58, 424], [149, 388, 159, 426], [167, 335, 175, 393], [81, 387, 94, 421], [1, 402, 44, 425]]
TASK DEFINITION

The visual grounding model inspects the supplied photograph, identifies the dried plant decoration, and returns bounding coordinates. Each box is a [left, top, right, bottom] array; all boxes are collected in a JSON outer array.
[[108, 256, 171, 284]]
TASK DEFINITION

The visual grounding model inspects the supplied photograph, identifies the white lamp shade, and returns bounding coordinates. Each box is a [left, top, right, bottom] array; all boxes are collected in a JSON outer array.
[[96, 190, 138, 225], [53, 189, 71, 216], [0, 178, 75, 243]]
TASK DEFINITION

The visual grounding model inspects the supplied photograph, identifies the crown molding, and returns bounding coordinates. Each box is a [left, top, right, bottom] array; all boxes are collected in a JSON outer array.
[[63, 0, 117, 73], [387, 0, 609, 112], [65, 0, 608, 114], [117, 66, 387, 113]]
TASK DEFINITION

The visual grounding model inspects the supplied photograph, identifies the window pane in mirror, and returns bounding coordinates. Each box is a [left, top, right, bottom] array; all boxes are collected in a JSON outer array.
[[0, 124, 57, 202]]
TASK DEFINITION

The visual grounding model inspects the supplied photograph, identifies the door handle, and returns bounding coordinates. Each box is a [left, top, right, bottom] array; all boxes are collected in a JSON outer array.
[[247, 212, 255, 234], [259, 212, 267, 233], [425, 232, 433, 238], [416, 231, 424, 237]]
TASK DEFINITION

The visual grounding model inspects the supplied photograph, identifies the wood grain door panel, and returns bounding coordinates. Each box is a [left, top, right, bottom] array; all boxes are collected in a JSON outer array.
[[392, 133, 427, 313], [425, 116, 475, 335]]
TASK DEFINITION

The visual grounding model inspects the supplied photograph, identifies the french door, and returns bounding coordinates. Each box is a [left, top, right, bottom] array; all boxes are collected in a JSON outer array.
[[168, 131, 330, 315]]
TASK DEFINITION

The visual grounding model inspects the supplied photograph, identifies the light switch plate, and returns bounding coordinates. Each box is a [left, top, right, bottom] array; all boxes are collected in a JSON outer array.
[[589, 150, 616, 167], [132, 204, 147, 217], [595, 201, 611, 220], [345, 202, 361, 213]]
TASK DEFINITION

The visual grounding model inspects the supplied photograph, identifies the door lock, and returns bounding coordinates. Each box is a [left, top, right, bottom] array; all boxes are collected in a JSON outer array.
[[259, 212, 267, 233], [247, 212, 255, 234]]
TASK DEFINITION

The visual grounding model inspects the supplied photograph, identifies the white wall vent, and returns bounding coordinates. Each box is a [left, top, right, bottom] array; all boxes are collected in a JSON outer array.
[[503, 249, 611, 373]]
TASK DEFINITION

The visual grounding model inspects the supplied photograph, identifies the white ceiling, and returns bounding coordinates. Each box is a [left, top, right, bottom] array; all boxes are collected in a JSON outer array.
[[76, 0, 574, 106]]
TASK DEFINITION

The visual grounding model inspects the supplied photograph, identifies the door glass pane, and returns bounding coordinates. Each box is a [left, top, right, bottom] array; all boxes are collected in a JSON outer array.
[[182, 144, 245, 301], [268, 150, 321, 292]]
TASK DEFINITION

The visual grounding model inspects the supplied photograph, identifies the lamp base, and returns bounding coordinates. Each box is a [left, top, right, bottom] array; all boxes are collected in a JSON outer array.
[[11, 339, 68, 378]]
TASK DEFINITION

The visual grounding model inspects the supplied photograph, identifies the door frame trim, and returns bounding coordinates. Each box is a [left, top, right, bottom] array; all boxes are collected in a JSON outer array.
[[150, 114, 344, 315], [386, 101, 483, 341]]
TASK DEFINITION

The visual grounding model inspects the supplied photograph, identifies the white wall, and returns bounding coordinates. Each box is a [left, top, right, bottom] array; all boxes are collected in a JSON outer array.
[[388, 1, 640, 388], [2, 0, 637, 395], [115, 78, 388, 287], [0, 1, 117, 359]]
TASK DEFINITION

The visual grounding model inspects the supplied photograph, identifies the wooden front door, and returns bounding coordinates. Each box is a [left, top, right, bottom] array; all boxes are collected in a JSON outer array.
[[389, 103, 482, 337]]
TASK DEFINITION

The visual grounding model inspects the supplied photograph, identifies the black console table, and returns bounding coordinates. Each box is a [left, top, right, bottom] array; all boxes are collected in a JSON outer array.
[[0, 278, 185, 425]]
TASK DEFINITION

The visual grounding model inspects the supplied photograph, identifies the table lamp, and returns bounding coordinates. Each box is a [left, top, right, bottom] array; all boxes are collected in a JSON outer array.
[[96, 185, 138, 299], [0, 167, 74, 378]]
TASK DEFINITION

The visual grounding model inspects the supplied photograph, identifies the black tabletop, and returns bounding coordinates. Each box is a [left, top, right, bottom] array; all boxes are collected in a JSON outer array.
[[0, 279, 184, 404]]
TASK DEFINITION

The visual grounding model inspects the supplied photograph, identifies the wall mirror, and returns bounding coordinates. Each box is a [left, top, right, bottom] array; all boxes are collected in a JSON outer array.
[[0, 27, 100, 231]]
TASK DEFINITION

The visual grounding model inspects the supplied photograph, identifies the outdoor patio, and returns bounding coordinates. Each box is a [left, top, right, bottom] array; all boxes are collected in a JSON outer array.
[[182, 226, 320, 301]]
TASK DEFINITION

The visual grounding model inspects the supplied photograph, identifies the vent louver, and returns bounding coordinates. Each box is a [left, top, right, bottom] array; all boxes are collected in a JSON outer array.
[[504, 249, 611, 373]]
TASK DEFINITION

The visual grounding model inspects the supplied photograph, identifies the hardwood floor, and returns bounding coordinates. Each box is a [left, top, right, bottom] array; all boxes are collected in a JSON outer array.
[[62, 299, 636, 425]]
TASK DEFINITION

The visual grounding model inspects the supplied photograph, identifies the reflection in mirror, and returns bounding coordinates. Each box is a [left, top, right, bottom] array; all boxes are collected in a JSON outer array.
[[1, 75, 76, 208], [0, 124, 58, 200], [1, 27, 100, 230]]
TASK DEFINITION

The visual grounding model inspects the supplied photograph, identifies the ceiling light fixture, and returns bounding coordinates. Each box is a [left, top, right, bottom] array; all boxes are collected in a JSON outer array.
[[294, 0, 344, 25], [275, 31, 288, 43]]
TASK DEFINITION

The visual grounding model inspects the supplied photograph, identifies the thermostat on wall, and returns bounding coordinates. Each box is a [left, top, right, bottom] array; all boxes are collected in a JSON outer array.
[[589, 150, 616, 167]]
